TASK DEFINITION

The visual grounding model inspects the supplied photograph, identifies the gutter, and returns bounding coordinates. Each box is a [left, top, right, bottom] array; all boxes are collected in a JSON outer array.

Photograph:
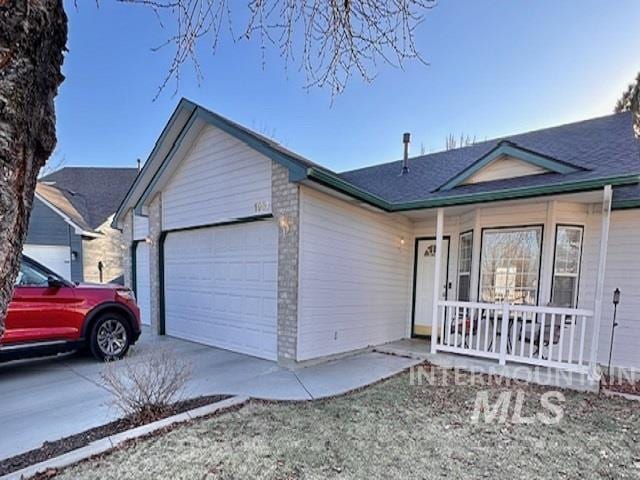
[[306, 167, 640, 212]]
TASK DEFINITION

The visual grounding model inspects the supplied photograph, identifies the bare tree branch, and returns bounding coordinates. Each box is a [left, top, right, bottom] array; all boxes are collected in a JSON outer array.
[[117, 0, 436, 98]]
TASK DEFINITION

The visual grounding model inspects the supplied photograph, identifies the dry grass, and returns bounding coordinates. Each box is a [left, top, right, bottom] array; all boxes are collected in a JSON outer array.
[[57, 367, 639, 479]]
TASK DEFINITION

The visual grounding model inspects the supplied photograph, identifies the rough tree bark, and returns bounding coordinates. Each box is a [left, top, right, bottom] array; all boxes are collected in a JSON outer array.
[[0, 0, 67, 335]]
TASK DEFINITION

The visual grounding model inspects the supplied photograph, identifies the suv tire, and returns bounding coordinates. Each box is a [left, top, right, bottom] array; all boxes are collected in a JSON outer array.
[[89, 313, 132, 361]]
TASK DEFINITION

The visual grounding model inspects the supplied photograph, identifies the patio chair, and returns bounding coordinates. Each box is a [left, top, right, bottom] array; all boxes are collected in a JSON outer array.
[[521, 304, 571, 357]]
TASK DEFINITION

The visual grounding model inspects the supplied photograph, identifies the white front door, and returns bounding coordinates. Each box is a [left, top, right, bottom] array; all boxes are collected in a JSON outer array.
[[413, 238, 449, 337]]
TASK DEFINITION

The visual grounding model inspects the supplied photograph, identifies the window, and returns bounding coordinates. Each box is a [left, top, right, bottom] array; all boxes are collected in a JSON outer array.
[[457, 231, 473, 301], [551, 225, 583, 308], [479, 226, 542, 305], [15, 261, 49, 286]]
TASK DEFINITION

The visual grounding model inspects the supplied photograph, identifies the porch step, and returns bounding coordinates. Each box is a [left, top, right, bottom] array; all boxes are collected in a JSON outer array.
[[375, 339, 600, 393]]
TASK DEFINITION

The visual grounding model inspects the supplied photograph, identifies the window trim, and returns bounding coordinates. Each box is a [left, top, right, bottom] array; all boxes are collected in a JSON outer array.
[[477, 224, 545, 306], [457, 230, 473, 301], [550, 223, 584, 308]]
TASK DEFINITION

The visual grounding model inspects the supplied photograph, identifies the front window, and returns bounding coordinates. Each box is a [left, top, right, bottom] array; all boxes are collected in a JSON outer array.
[[457, 231, 473, 301], [551, 225, 583, 308], [479, 226, 542, 305]]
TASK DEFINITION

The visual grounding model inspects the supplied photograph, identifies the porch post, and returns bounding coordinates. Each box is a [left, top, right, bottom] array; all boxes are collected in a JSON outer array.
[[589, 185, 612, 379], [431, 208, 444, 354]]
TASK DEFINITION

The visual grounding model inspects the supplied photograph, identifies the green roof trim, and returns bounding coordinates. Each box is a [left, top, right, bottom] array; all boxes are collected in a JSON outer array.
[[437, 141, 584, 191], [307, 167, 640, 212], [612, 198, 640, 210]]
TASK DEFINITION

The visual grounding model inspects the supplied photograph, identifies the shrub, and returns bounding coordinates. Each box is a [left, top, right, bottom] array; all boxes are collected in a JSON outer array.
[[101, 347, 192, 423]]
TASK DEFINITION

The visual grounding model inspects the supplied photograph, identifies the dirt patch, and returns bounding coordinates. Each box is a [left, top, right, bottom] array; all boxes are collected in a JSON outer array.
[[0, 394, 230, 477], [603, 378, 640, 396]]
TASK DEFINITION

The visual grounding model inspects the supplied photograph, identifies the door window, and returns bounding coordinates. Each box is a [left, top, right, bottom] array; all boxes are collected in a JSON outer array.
[[16, 261, 50, 287]]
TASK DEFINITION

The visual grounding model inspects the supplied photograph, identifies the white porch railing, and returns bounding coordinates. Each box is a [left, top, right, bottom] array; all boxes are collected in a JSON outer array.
[[434, 300, 595, 375]]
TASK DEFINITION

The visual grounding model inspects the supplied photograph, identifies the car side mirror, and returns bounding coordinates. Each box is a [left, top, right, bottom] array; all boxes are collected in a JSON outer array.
[[47, 276, 66, 289]]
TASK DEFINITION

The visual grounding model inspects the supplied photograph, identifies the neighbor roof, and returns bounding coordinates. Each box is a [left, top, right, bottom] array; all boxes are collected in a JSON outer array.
[[40, 167, 138, 231], [338, 111, 640, 207]]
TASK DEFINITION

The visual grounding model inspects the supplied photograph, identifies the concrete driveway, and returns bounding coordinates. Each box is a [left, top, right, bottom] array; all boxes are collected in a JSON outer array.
[[0, 329, 419, 461]]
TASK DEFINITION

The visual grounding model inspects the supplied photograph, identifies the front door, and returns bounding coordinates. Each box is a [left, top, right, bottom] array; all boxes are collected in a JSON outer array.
[[413, 238, 450, 337]]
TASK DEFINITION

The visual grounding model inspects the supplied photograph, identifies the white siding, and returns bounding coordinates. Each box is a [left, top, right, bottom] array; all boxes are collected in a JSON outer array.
[[580, 209, 640, 369], [162, 125, 272, 231], [133, 215, 149, 240], [464, 156, 549, 185], [297, 187, 413, 361]]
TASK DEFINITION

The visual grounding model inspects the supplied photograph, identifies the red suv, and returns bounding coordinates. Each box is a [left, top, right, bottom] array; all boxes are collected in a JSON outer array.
[[0, 255, 141, 362]]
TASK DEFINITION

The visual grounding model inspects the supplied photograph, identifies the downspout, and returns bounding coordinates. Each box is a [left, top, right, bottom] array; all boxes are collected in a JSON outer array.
[[589, 185, 612, 380]]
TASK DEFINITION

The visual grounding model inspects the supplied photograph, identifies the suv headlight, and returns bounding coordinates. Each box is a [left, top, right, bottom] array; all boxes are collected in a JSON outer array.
[[116, 288, 136, 303]]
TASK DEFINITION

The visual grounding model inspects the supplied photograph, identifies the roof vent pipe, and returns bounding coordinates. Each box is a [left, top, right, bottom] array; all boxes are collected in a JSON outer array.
[[401, 132, 411, 175]]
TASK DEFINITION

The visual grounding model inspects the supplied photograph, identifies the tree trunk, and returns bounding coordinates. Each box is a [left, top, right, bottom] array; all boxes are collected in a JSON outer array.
[[0, 0, 67, 335]]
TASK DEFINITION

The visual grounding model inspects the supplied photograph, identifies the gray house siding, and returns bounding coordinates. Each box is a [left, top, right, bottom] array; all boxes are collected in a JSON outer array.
[[71, 233, 83, 283], [25, 198, 70, 246], [25, 198, 85, 283]]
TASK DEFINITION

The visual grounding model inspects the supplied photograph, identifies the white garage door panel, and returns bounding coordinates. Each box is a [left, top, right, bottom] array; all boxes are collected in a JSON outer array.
[[164, 221, 278, 360], [135, 242, 152, 326], [22, 244, 72, 280]]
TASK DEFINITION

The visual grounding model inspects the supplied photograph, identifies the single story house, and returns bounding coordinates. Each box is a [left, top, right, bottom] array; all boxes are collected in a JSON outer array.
[[114, 99, 640, 378], [25, 167, 138, 284]]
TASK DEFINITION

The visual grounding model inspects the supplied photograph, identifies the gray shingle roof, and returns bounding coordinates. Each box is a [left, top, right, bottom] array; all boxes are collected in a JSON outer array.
[[339, 111, 640, 204], [40, 167, 138, 230]]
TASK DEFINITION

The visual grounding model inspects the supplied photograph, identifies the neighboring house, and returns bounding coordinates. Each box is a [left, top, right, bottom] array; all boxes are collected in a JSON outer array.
[[25, 167, 138, 284], [114, 99, 640, 378]]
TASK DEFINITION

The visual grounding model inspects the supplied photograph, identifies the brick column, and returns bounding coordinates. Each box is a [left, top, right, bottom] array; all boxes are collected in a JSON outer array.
[[147, 194, 163, 335], [121, 211, 134, 289], [272, 163, 300, 365]]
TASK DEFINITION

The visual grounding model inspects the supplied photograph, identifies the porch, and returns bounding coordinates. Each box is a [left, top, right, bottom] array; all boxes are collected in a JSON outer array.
[[376, 337, 599, 392], [403, 186, 614, 385]]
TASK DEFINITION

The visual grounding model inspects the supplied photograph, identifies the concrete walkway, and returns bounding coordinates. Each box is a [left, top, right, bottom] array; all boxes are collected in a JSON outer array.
[[0, 330, 419, 461]]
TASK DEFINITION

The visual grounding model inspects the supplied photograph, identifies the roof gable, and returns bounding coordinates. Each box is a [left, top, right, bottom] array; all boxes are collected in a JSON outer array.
[[114, 98, 320, 226], [437, 141, 584, 191]]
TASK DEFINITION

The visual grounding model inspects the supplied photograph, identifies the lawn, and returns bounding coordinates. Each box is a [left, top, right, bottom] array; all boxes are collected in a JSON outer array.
[[55, 366, 639, 479]]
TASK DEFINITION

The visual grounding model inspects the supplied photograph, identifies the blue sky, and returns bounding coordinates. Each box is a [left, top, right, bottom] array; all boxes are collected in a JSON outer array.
[[55, 0, 640, 173]]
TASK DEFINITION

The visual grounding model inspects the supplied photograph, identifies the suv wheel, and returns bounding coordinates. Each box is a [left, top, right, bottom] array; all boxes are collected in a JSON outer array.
[[90, 313, 131, 361]]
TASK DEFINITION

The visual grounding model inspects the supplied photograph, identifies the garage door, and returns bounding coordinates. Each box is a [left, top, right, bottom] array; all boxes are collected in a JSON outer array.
[[163, 221, 278, 360], [135, 242, 152, 326], [22, 244, 72, 280]]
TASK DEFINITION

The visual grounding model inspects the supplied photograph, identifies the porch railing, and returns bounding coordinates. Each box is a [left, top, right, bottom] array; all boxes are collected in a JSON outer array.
[[434, 300, 595, 374]]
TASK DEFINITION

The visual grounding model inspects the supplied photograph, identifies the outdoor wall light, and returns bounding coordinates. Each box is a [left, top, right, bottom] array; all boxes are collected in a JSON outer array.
[[145, 236, 153, 244], [400, 236, 406, 246], [278, 215, 291, 236], [71, 251, 78, 261], [607, 287, 621, 381]]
